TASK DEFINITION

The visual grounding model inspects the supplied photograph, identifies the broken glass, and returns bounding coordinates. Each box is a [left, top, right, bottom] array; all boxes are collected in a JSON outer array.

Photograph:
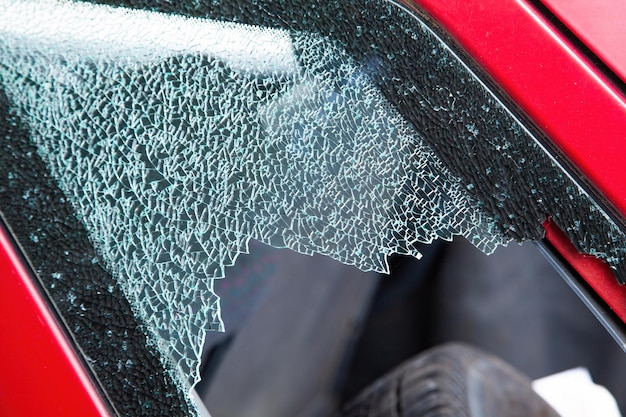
[[1, 0, 625, 414], [0, 0, 507, 389]]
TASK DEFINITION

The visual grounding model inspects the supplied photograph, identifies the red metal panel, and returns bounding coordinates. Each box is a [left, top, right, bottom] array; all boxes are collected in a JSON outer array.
[[0, 228, 110, 417], [544, 219, 626, 322], [539, 0, 626, 84], [412, 0, 626, 219]]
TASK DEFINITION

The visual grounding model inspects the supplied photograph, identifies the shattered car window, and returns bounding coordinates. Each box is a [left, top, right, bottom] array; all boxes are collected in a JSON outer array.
[[1, 0, 625, 415]]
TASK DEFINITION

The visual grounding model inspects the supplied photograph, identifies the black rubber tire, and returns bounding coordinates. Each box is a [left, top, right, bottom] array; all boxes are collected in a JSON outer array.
[[338, 343, 560, 417]]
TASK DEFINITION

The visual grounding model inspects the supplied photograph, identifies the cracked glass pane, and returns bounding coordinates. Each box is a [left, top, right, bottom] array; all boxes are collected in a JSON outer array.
[[0, 0, 507, 389], [2, 0, 625, 412]]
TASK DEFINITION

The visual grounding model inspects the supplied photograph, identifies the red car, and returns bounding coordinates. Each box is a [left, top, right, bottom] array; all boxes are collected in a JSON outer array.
[[1, 0, 625, 415]]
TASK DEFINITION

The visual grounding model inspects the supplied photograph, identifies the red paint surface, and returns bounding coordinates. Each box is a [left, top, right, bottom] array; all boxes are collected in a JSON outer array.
[[412, 0, 626, 218], [0, 228, 110, 417], [540, 0, 626, 84], [544, 219, 626, 322]]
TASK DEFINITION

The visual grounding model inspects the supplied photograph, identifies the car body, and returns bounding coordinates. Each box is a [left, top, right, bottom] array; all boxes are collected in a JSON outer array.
[[1, 0, 625, 415]]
